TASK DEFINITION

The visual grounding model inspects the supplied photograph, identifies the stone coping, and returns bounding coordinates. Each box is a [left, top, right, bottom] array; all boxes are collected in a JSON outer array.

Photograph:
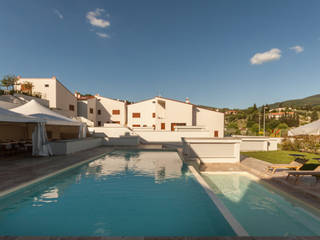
[[0, 146, 114, 196]]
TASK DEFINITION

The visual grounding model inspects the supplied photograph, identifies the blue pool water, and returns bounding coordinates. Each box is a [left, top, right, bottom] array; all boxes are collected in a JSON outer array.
[[202, 173, 320, 236], [0, 150, 234, 236]]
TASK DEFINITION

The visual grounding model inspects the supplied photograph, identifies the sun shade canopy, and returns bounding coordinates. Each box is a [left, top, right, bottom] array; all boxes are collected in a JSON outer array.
[[11, 100, 81, 126], [288, 119, 320, 136], [0, 107, 44, 123]]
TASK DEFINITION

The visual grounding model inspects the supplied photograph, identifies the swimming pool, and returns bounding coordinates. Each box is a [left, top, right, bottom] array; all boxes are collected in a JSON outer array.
[[202, 172, 320, 236], [0, 150, 235, 236]]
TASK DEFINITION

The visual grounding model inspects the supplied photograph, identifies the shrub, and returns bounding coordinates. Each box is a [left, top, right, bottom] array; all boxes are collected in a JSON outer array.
[[281, 136, 320, 153]]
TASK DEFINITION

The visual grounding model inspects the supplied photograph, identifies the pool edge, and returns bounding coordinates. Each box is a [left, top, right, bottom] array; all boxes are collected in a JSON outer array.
[[188, 166, 248, 237], [0, 150, 112, 198]]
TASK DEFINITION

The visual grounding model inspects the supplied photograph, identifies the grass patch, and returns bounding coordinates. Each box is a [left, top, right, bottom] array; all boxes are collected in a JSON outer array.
[[241, 150, 320, 170]]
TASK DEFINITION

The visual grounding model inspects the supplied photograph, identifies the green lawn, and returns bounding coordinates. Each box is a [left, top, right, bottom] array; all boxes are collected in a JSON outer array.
[[241, 150, 320, 170]]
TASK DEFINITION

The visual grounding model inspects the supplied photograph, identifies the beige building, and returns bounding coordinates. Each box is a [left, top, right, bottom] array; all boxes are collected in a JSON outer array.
[[77, 93, 127, 127], [127, 96, 224, 137], [15, 76, 77, 117]]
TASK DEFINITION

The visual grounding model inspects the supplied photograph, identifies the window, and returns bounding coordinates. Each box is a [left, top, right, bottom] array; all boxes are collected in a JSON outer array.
[[152, 124, 155, 129], [69, 105, 75, 111], [90, 108, 93, 114], [214, 131, 219, 137], [98, 109, 101, 115], [143, 124, 147, 127], [44, 84, 49, 87], [171, 123, 186, 131], [132, 112, 140, 118], [132, 124, 140, 127], [113, 121, 120, 124], [161, 123, 165, 130], [98, 121, 101, 126], [112, 109, 120, 115], [152, 112, 156, 118]]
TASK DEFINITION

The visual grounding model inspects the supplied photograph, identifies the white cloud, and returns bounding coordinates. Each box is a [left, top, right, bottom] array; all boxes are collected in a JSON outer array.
[[86, 8, 110, 28], [53, 9, 63, 19], [96, 32, 110, 39], [290, 45, 304, 53], [250, 48, 282, 65]]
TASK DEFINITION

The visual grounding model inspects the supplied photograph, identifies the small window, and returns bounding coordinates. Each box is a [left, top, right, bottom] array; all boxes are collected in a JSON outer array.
[[132, 112, 140, 118], [161, 123, 165, 130], [132, 124, 140, 127], [112, 110, 120, 115], [90, 108, 93, 114], [98, 121, 101, 126], [45, 84, 49, 87], [152, 124, 155, 129], [214, 131, 219, 137], [113, 121, 120, 124], [152, 112, 156, 118], [69, 105, 74, 111], [98, 109, 101, 115], [143, 124, 147, 127]]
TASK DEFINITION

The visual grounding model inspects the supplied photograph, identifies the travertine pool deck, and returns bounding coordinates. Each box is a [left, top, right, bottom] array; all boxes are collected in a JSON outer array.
[[201, 155, 320, 210], [0, 146, 114, 195]]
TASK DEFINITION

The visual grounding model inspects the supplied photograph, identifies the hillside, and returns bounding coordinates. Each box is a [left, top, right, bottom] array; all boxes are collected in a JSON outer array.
[[268, 94, 320, 109]]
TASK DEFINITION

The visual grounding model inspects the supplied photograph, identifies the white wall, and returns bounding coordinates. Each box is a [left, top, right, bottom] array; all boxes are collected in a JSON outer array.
[[127, 99, 156, 128], [196, 107, 224, 137], [155, 97, 193, 131], [87, 98, 97, 125], [182, 138, 241, 163], [240, 139, 268, 152], [95, 95, 127, 125], [16, 77, 57, 107], [17, 77, 77, 118], [77, 100, 88, 118], [55, 80, 77, 117], [134, 130, 212, 143], [49, 137, 103, 155]]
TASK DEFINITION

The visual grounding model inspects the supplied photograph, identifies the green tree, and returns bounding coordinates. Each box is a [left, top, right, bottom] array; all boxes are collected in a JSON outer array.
[[1, 75, 18, 91], [311, 111, 319, 121], [21, 81, 33, 94], [277, 123, 288, 129], [250, 123, 260, 135]]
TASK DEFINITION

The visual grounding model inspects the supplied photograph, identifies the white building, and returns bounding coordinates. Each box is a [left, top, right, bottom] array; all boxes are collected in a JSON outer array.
[[76, 93, 127, 127], [127, 96, 224, 137], [15, 76, 77, 117]]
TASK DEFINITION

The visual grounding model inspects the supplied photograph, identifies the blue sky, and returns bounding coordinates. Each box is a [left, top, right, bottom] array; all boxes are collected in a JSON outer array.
[[0, 0, 319, 109]]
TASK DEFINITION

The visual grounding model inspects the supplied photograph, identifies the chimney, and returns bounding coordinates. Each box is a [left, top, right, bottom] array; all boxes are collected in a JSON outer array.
[[52, 76, 57, 80], [185, 97, 190, 104]]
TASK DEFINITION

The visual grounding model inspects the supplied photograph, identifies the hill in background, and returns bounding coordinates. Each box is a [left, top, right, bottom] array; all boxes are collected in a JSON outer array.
[[268, 94, 320, 109]]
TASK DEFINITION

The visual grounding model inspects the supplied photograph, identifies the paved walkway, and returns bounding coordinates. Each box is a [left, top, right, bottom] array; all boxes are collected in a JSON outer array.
[[0, 146, 113, 194]]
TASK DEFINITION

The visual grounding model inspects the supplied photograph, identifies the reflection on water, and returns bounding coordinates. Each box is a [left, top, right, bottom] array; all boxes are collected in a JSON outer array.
[[0, 150, 235, 236], [33, 187, 59, 206], [87, 150, 183, 182]]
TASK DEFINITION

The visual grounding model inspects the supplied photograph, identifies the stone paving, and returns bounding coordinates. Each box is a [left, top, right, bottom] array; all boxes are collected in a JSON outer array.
[[0, 146, 113, 194]]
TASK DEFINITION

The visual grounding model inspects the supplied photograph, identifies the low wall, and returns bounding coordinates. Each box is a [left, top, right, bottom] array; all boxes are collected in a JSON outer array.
[[49, 137, 103, 155], [233, 136, 282, 151], [89, 127, 139, 146], [89, 126, 134, 137], [106, 136, 140, 146], [182, 138, 241, 163], [134, 130, 212, 144], [240, 138, 269, 151]]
